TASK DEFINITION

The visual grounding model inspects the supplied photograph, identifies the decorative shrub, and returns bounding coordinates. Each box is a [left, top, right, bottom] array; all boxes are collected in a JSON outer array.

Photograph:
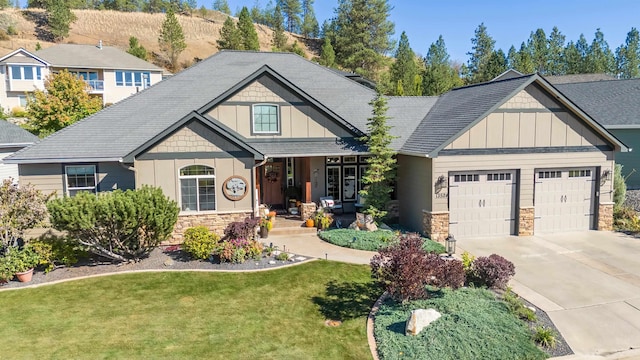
[[224, 217, 259, 240], [30, 234, 85, 273], [614, 206, 640, 232], [533, 326, 557, 349], [503, 287, 537, 322], [0, 179, 49, 251], [471, 254, 516, 289], [182, 226, 220, 260], [613, 163, 626, 211], [216, 238, 263, 263], [461, 251, 475, 273], [371, 233, 460, 302], [48, 186, 179, 263], [275, 252, 289, 261], [3, 246, 40, 273]]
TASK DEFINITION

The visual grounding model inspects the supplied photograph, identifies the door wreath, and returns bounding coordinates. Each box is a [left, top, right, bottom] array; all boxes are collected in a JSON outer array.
[[266, 171, 279, 183]]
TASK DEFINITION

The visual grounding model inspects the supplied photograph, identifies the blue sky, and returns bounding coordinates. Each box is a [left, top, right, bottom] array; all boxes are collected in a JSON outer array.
[[203, 0, 640, 63]]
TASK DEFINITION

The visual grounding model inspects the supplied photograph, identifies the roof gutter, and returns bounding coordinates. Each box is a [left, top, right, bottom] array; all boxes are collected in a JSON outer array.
[[0, 142, 35, 148], [397, 150, 430, 158], [3, 157, 122, 164]]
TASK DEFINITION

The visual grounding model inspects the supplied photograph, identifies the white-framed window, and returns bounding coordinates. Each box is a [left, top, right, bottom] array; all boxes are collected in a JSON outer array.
[[65, 165, 97, 196], [115, 70, 151, 87], [179, 165, 216, 212], [343, 165, 357, 201], [326, 166, 341, 200], [252, 104, 279, 134], [10, 65, 43, 80]]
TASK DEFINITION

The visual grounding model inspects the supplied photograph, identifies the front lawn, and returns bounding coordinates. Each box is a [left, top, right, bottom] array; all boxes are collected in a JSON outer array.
[[374, 287, 548, 360], [0, 261, 378, 359], [319, 228, 445, 253]]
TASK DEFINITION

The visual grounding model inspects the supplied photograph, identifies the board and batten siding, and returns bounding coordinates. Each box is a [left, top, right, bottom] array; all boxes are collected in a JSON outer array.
[[431, 151, 614, 212], [445, 85, 609, 150], [207, 76, 351, 139], [0, 151, 19, 182], [397, 155, 432, 232], [608, 129, 640, 189]]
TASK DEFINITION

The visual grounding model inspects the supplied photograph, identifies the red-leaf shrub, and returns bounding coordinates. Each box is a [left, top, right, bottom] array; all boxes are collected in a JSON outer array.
[[370, 233, 466, 302], [223, 217, 259, 240], [471, 254, 515, 289]]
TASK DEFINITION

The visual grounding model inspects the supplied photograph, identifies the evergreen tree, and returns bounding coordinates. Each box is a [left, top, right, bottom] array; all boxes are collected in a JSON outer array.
[[300, 0, 319, 38], [359, 91, 397, 222], [319, 37, 336, 67], [507, 42, 535, 74], [586, 29, 615, 74], [46, 0, 77, 41], [127, 36, 147, 60], [237, 6, 260, 51], [564, 41, 583, 74], [466, 23, 496, 83], [547, 26, 566, 75], [485, 49, 508, 79], [616, 28, 640, 79], [528, 28, 548, 73], [158, 8, 186, 71], [330, 0, 395, 79], [412, 74, 422, 96], [423, 35, 462, 96], [575, 34, 590, 71], [271, 4, 288, 50], [389, 31, 418, 96], [212, 0, 230, 14], [279, 0, 301, 33], [217, 16, 242, 50]]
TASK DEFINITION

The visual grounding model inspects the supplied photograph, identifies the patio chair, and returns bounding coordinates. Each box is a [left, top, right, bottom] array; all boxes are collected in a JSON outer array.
[[319, 196, 343, 214]]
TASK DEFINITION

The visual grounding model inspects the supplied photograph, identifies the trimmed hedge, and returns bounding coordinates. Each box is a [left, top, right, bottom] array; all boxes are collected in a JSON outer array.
[[318, 229, 445, 253]]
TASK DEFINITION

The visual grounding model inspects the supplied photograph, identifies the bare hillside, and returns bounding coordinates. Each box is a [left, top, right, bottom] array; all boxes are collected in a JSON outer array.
[[0, 8, 318, 71]]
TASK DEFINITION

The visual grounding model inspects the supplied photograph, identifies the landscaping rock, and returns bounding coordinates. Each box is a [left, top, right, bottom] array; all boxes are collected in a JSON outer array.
[[268, 260, 276, 265], [163, 259, 174, 267], [405, 309, 441, 336], [295, 256, 307, 261], [348, 221, 360, 230], [365, 222, 378, 232], [379, 223, 392, 231]]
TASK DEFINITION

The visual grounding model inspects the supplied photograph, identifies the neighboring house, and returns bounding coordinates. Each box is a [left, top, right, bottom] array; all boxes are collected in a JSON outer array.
[[0, 43, 164, 110], [0, 120, 38, 182], [547, 77, 640, 189], [4, 52, 627, 242]]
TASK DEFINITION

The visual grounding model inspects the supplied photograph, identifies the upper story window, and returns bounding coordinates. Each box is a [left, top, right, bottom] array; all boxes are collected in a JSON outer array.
[[252, 104, 279, 134], [65, 165, 97, 197], [70, 71, 98, 81], [10, 65, 42, 80], [179, 165, 216, 212], [115, 71, 151, 87]]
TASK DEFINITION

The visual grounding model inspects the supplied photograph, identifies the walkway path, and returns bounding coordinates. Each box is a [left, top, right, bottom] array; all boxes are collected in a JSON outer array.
[[267, 233, 377, 265]]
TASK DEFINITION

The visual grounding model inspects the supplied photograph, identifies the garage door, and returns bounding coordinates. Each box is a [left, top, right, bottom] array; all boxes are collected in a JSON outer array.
[[449, 171, 516, 238], [534, 169, 595, 233]]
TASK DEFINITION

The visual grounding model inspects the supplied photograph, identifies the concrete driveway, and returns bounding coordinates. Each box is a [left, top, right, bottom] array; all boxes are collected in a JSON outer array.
[[457, 231, 640, 358]]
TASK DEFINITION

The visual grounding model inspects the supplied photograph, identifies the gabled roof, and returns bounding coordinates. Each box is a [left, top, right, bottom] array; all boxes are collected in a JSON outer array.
[[386, 96, 438, 151], [546, 73, 616, 84], [554, 78, 640, 128], [492, 69, 524, 81], [7, 51, 376, 164], [0, 121, 38, 147], [0, 48, 50, 66], [401, 74, 628, 157], [35, 44, 163, 72]]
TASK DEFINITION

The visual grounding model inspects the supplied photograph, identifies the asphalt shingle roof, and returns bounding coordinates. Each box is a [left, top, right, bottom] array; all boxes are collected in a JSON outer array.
[[386, 96, 438, 150], [554, 79, 640, 127], [36, 44, 163, 72], [0, 121, 38, 147], [401, 75, 535, 155], [546, 74, 616, 84], [9, 51, 376, 162]]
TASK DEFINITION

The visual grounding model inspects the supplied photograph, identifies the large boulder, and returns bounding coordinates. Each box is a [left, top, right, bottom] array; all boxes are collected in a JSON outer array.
[[405, 308, 441, 336]]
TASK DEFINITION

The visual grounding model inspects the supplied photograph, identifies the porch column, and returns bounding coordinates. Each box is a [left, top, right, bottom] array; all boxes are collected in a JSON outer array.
[[302, 157, 312, 203]]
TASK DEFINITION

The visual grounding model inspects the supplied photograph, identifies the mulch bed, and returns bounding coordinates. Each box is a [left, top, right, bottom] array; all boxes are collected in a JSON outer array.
[[0, 246, 313, 290]]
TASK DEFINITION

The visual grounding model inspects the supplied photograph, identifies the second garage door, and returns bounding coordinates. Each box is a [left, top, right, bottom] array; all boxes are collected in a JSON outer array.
[[534, 168, 595, 233], [449, 171, 516, 238]]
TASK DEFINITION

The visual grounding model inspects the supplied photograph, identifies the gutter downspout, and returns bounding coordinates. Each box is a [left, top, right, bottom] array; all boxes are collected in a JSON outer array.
[[118, 158, 136, 188], [252, 157, 269, 217]]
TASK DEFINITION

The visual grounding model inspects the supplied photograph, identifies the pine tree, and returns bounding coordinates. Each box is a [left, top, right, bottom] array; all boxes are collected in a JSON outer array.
[[217, 17, 242, 50], [423, 35, 462, 96], [507, 42, 535, 74], [271, 4, 288, 50], [547, 26, 566, 75], [300, 0, 319, 38], [389, 31, 418, 96], [485, 49, 507, 79], [237, 6, 260, 51], [528, 28, 548, 73], [466, 23, 496, 83], [127, 36, 147, 60], [331, 0, 395, 80], [212, 0, 230, 14], [319, 37, 336, 67], [564, 41, 583, 74], [279, 0, 301, 33], [359, 91, 397, 222], [412, 74, 422, 96], [158, 8, 186, 71], [586, 29, 615, 74], [46, 0, 77, 41], [616, 28, 640, 79]]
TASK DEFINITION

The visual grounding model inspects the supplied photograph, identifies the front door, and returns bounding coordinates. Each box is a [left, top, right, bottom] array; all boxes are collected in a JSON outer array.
[[263, 162, 283, 207]]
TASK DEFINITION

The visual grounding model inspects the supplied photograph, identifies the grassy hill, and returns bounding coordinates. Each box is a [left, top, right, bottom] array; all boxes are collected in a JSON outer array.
[[0, 8, 319, 71]]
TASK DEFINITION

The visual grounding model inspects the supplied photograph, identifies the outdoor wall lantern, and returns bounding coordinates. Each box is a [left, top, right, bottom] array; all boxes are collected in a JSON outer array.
[[600, 169, 612, 186], [445, 234, 457, 256]]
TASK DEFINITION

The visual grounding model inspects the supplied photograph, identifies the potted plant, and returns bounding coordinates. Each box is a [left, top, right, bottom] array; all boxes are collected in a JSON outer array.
[[7, 246, 40, 282], [313, 209, 333, 230], [259, 217, 273, 238]]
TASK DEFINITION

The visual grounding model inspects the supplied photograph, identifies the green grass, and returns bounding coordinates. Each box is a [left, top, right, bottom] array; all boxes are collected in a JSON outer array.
[[319, 229, 445, 253], [374, 287, 548, 360], [0, 261, 379, 359]]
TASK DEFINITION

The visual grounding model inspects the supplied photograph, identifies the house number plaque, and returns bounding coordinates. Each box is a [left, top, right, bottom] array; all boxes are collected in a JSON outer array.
[[222, 176, 248, 201]]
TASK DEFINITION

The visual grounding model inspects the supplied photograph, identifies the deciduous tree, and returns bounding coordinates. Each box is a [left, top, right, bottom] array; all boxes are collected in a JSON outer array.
[[0, 179, 49, 251], [158, 8, 186, 71], [26, 70, 103, 137]]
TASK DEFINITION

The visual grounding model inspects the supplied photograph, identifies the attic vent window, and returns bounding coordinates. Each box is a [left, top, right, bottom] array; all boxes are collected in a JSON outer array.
[[252, 104, 280, 134]]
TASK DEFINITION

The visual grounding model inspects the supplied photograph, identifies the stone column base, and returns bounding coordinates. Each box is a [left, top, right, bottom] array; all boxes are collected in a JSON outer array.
[[598, 203, 614, 231], [518, 207, 534, 236], [422, 210, 449, 243], [171, 211, 254, 244], [300, 202, 317, 221]]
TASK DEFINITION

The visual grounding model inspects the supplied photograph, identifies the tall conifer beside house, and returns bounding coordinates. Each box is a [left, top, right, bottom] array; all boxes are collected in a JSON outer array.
[[237, 6, 260, 51], [389, 31, 418, 96], [158, 8, 186, 71]]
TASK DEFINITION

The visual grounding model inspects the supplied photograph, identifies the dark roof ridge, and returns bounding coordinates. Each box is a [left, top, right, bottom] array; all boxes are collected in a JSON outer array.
[[451, 73, 536, 92]]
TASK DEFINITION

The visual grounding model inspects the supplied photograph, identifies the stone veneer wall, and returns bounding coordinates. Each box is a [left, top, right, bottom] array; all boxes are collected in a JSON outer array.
[[300, 202, 317, 220], [171, 211, 254, 243], [598, 203, 614, 231], [518, 207, 534, 236], [422, 210, 449, 243]]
